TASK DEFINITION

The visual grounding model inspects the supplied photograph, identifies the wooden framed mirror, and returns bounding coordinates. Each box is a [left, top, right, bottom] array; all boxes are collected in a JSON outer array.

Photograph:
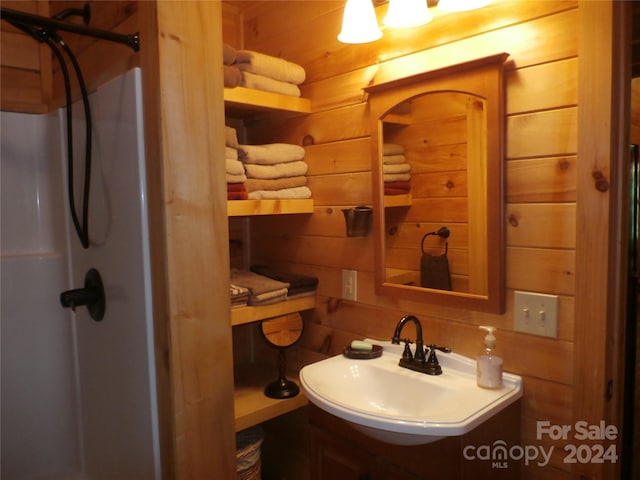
[[365, 53, 509, 314]]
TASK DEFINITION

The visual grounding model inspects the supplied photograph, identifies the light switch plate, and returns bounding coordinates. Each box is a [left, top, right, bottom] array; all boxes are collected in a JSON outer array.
[[513, 291, 558, 338], [341, 269, 358, 301]]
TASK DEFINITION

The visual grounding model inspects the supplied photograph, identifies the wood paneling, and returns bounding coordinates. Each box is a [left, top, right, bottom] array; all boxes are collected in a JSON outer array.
[[229, 2, 589, 478]]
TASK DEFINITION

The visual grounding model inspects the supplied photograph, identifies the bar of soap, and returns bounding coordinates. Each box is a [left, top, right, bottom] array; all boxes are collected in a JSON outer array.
[[350, 340, 373, 352]]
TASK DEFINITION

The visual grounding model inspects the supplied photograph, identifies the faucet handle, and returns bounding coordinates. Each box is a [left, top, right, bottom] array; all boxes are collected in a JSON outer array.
[[424, 344, 451, 375], [401, 339, 413, 360]]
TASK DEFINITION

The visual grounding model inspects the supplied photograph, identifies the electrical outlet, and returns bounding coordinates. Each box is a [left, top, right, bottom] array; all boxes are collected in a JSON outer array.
[[513, 291, 559, 338], [341, 269, 358, 301]]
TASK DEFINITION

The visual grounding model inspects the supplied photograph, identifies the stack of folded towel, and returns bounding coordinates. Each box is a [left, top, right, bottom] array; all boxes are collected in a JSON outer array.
[[382, 143, 411, 195], [238, 143, 312, 200], [230, 269, 290, 306], [223, 43, 242, 88], [251, 265, 318, 299], [233, 49, 306, 97], [225, 126, 248, 200], [230, 284, 250, 308]]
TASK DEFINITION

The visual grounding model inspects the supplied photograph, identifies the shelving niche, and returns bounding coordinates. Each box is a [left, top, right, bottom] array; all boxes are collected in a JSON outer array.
[[225, 86, 313, 432]]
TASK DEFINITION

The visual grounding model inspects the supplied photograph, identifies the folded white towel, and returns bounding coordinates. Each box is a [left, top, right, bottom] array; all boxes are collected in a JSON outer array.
[[241, 71, 301, 97], [235, 50, 306, 85], [383, 143, 405, 155], [247, 186, 312, 200], [383, 154, 406, 165], [238, 143, 305, 165], [226, 172, 247, 184], [244, 160, 308, 180], [383, 163, 411, 174], [226, 158, 245, 176], [226, 146, 238, 161], [225, 126, 238, 148], [383, 173, 411, 182]]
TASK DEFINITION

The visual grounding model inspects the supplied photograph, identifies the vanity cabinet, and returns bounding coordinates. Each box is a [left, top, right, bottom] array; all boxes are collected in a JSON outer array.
[[308, 402, 521, 480], [224, 86, 314, 432]]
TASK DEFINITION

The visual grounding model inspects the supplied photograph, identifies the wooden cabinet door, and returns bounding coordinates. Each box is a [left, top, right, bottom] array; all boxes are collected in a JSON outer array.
[[310, 425, 372, 480]]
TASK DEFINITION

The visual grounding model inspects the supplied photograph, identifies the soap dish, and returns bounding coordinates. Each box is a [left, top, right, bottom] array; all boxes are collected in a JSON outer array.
[[343, 344, 383, 359]]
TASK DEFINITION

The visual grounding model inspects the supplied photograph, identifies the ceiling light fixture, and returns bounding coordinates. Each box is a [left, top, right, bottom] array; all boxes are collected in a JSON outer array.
[[337, 0, 383, 44], [383, 0, 432, 28]]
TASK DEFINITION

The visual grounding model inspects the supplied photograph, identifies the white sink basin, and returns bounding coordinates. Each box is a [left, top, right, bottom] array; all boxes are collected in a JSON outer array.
[[300, 341, 522, 445]]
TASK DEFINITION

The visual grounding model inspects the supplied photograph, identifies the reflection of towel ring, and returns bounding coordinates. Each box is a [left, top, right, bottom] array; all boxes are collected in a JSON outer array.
[[421, 226, 450, 254]]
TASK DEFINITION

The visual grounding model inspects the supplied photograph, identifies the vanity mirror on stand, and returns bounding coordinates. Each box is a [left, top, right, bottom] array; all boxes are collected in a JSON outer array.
[[365, 53, 509, 313], [261, 313, 304, 399]]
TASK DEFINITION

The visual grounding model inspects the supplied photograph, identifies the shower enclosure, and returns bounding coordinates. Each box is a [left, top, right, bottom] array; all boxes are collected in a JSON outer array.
[[1, 68, 161, 479]]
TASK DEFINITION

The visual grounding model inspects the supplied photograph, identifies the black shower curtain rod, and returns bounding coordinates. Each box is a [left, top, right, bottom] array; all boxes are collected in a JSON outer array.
[[0, 7, 139, 51]]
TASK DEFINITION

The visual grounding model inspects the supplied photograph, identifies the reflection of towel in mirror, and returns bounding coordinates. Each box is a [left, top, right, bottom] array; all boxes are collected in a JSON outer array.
[[244, 161, 308, 179], [238, 143, 305, 165], [245, 176, 307, 192], [240, 71, 301, 97], [384, 180, 410, 191], [383, 143, 405, 156], [383, 173, 411, 182], [383, 154, 406, 165], [248, 186, 312, 200], [420, 253, 452, 290], [235, 49, 306, 84], [383, 163, 411, 174]]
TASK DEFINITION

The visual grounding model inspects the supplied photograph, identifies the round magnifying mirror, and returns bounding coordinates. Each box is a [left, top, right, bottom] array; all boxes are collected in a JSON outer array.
[[261, 313, 304, 399]]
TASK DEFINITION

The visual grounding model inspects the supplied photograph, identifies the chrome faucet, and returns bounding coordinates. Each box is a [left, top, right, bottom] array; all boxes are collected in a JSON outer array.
[[391, 314, 450, 375]]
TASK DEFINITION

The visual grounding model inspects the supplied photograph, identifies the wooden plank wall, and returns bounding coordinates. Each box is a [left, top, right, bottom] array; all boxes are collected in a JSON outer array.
[[223, 1, 581, 478], [0, 1, 139, 112], [0, 0, 51, 112]]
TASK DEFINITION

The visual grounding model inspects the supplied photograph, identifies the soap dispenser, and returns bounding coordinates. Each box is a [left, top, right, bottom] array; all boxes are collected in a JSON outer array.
[[477, 325, 503, 389]]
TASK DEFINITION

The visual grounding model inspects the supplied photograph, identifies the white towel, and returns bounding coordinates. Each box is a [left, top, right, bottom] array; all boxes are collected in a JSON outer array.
[[383, 154, 406, 165], [227, 172, 247, 184], [226, 158, 245, 176], [247, 186, 312, 200], [235, 50, 306, 84], [383, 143, 405, 155], [383, 163, 411, 174], [238, 143, 305, 165], [241, 71, 301, 97], [383, 173, 411, 182], [244, 160, 308, 180], [226, 146, 238, 161]]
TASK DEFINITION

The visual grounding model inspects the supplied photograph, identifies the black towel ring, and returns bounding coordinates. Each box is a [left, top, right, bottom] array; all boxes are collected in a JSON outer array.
[[420, 226, 450, 255]]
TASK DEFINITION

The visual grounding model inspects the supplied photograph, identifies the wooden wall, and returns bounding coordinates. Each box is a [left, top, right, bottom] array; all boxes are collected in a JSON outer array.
[[0, 1, 139, 112], [224, 1, 587, 478]]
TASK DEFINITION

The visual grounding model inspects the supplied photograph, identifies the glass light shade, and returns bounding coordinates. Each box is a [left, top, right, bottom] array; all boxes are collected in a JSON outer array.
[[437, 0, 490, 12], [383, 0, 432, 28], [338, 0, 383, 44]]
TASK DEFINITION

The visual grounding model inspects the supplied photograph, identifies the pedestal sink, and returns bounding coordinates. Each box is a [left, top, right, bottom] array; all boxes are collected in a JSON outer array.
[[300, 341, 522, 446]]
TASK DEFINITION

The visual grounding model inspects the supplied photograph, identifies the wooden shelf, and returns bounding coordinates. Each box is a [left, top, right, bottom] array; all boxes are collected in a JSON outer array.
[[234, 363, 307, 432], [227, 198, 314, 216], [384, 193, 412, 207], [224, 87, 311, 116], [231, 295, 315, 326]]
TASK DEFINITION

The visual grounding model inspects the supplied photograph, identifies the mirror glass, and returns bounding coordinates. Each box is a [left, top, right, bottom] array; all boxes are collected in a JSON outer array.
[[261, 312, 303, 347], [261, 313, 303, 399], [366, 53, 508, 313]]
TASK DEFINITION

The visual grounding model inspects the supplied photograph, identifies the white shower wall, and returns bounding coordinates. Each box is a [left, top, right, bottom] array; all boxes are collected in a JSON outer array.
[[1, 68, 160, 479]]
